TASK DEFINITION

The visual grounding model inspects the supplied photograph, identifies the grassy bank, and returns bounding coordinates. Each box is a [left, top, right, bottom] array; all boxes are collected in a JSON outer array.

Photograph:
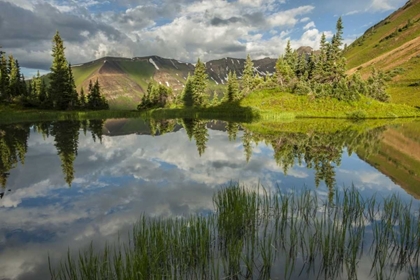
[[240, 89, 420, 119], [146, 103, 260, 122], [51, 184, 420, 280], [0, 106, 144, 124]]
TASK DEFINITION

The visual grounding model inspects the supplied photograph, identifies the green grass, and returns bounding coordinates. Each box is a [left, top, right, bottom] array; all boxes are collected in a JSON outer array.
[[240, 88, 420, 119], [344, 0, 420, 69], [72, 60, 103, 87], [145, 102, 260, 123], [117, 61, 156, 90], [243, 118, 415, 136], [0, 108, 144, 124], [50, 184, 420, 280], [387, 55, 420, 106]]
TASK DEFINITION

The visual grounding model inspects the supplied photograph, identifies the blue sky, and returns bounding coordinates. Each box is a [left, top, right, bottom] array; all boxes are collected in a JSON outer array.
[[0, 0, 408, 76]]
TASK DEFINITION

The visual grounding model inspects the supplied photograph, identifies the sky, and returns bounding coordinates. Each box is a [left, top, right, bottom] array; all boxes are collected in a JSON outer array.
[[0, 0, 408, 76]]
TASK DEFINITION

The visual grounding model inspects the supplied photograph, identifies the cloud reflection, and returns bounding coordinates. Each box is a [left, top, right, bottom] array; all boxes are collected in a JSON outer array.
[[0, 119, 415, 280]]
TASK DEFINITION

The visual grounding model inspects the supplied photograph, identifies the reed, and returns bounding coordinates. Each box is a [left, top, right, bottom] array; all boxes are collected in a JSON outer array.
[[50, 184, 420, 280]]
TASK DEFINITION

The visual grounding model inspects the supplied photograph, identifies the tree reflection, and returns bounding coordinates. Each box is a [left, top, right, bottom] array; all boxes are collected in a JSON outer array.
[[182, 119, 209, 157], [51, 120, 80, 186], [147, 118, 176, 136], [240, 125, 385, 200], [0, 124, 30, 188]]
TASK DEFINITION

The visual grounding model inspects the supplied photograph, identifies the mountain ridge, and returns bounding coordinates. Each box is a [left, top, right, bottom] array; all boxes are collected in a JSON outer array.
[[71, 55, 280, 109]]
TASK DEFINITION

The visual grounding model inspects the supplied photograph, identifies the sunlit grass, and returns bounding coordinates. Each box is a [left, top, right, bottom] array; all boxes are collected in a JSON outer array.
[[241, 88, 420, 119]]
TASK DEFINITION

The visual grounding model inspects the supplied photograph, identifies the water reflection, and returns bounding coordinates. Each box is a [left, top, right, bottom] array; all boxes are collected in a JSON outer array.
[[0, 117, 419, 279]]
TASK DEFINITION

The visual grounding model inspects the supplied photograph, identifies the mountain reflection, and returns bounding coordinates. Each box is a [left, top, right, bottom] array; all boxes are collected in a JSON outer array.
[[0, 117, 392, 195]]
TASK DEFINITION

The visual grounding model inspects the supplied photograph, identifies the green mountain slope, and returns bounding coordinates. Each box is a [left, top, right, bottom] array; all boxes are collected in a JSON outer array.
[[358, 121, 420, 198], [344, 0, 420, 106]]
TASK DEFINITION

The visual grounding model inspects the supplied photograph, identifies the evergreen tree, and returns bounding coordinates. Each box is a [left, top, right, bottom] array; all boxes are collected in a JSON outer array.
[[79, 88, 86, 108], [87, 79, 109, 110], [8, 55, 22, 100], [242, 54, 254, 91], [39, 79, 48, 106], [182, 74, 194, 107], [329, 17, 346, 83], [210, 92, 220, 106], [284, 40, 296, 68], [49, 31, 73, 110], [225, 71, 240, 102], [0, 54, 10, 102], [191, 59, 208, 106], [275, 56, 295, 87], [67, 64, 78, 109], [313, 33, 328, 81], [367, 68, 389, 102]]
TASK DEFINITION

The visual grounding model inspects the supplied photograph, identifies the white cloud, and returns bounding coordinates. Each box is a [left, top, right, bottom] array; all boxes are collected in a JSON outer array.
[[303, 21, 316, 30], [269, 5, 314, 27], [368, 0, 394, 11], [344, 10, 360, 16]]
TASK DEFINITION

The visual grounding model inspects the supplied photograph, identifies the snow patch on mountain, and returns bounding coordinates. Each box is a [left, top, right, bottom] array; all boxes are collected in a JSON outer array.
[[149, 58, 159, 70], [170, 60, 178, 69]]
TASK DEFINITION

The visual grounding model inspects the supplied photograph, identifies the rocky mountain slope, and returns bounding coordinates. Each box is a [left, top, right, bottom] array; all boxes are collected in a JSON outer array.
[[72, 56, 277, 109]]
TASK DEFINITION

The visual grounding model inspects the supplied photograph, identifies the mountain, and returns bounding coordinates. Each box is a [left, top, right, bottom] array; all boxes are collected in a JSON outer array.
[[344, 0, 420, 106], [358, 121, 420, 198], [72, 56, 277, 109]]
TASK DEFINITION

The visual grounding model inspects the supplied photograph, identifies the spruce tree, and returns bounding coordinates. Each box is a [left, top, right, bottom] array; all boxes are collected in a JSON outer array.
[[67, 64, 78, 109], [242, 54, 254, 91], [192, 59, 208, 106], [79, 88, 86, 108], [8, 55, 21, 99], [49, 31, 71, 110], [182, 75, 194, 107], [0, 54, 10, 102], [275, 56, 294, 87], [226, 71, 240, 102], [87, 79, 109, 110]]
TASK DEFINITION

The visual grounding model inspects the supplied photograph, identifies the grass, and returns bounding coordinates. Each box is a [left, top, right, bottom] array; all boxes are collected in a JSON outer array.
[[344, 0, 420, 69], [240, 88, 420, 119], [72, 60, 103, 87], [50, 184, 420, 280], [0, 107, 144, 124], [117, 60, 156, 90], [387, 55, 420, 107], [145, 102, 261, 123]]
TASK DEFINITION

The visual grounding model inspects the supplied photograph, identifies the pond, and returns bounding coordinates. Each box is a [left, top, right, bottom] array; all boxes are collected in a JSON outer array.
[[0, 117, 420, 279]]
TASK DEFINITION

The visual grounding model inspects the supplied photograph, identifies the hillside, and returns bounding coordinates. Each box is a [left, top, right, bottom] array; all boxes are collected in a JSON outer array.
[[72, 56, 276, 109], [344, 0, 420, 106], [358, 121, 420, 198]]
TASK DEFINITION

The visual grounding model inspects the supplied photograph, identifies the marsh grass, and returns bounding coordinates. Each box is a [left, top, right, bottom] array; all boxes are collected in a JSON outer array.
[[50, 184, 420, 279]]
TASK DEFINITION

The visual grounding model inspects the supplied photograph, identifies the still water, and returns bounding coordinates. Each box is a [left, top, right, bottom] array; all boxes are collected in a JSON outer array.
[[0, 118, 419, 279]]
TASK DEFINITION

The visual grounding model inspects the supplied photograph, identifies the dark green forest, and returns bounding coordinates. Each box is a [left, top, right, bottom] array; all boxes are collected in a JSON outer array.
[[0, 32, 109, 110]]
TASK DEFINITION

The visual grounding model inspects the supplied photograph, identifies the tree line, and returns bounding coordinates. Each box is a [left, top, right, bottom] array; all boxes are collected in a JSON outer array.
[[137, 17, 389, 111], [0, 32, 109, 110]]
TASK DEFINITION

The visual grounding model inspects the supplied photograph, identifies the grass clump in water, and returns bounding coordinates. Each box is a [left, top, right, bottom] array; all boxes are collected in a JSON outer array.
[[50, 184, 420, 280]]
